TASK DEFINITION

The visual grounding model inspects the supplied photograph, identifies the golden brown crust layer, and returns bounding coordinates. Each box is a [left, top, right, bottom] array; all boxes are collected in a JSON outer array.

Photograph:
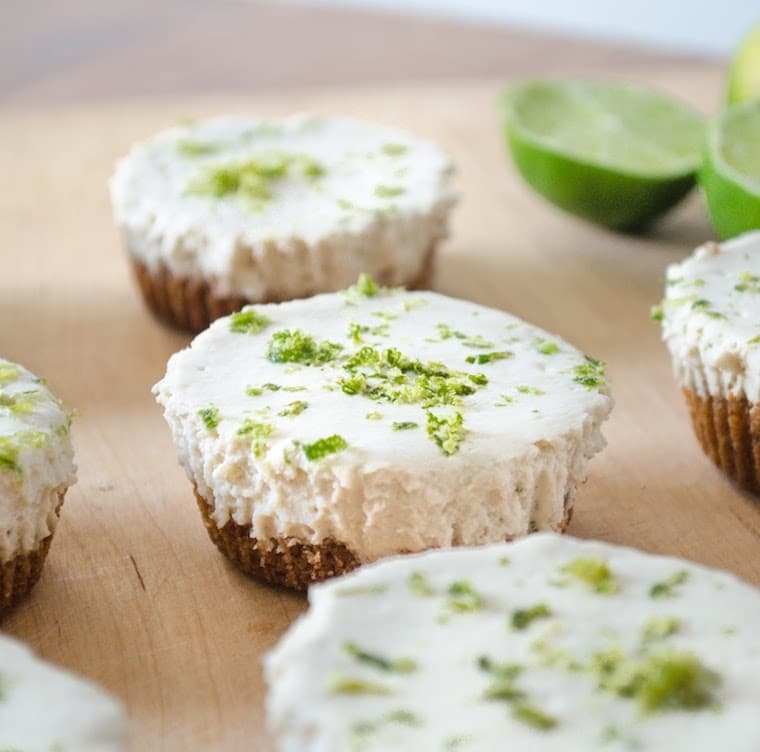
[[194, 487, 575, 591], [0, 491, 65, 616], [130, 246, 437, 334], [683, 389, 760, 492]]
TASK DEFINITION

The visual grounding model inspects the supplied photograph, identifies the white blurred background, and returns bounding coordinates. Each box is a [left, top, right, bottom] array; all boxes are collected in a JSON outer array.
[[293, 0, 757, 55]]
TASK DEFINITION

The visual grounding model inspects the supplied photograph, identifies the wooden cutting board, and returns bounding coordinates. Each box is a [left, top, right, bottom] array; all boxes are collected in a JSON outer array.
[[2, 70, 759, 751]]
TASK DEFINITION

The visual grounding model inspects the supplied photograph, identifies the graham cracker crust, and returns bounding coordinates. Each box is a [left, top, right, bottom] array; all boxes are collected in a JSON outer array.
[[130, 246, 437, 334], [0, 491, 65, 616], [194, 487, 575, 591], [683, 388, 760, 492]]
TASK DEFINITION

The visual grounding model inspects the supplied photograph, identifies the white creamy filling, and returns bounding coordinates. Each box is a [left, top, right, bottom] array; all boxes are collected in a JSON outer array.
[[154, 286, 612, 561], [0, 634, 127, 751], [0, 359, 76, 561], [265, 534, 760, 752], [660, 231, 760, 403], [109, 115, 456, 298]]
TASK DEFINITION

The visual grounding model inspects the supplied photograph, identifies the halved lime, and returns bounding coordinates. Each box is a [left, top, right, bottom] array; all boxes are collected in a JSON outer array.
[[500, 80, 706, 231], [700, 98, 760, 239], [727, 25, 760, 104]]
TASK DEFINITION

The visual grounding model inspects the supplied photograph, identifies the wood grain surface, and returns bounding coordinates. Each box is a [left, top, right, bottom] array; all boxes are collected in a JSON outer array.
[[2, 69, 759, 751]]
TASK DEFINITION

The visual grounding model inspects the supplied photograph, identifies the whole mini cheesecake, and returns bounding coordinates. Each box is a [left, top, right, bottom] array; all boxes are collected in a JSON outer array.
[[0, 633, 127, 750], [657, 231, 760, 490], [266, 533, 760, 751], [110, 114, 456, 332], [0, 359, 76, 614], [154, 278, 612, 589]]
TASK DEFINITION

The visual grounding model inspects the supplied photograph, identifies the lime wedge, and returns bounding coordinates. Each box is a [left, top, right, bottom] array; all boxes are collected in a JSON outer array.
[[700, 98, 760, 239], [501, 80, 706, 231], [727, 25, 760, 104]]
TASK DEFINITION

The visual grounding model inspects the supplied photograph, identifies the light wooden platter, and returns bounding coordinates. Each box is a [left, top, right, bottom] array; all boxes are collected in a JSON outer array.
[[2, 70, 759, 751]]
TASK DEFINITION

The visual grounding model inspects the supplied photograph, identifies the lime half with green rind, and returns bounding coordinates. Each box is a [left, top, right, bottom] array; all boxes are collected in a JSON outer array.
[[727, 25, 760, 104], [700, 98, 760, 239], [501, 80, 706, 231]]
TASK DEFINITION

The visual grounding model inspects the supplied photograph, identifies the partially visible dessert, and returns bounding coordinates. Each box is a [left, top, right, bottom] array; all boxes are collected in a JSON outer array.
[[0, 633, 128, 750], [1, 358, 76, 614], [266, 533, 760, 751], [657, 231, 760, 490]]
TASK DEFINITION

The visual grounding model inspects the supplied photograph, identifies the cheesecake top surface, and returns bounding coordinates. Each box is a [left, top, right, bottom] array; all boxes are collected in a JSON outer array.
[[265, 533, 760, 752], [109, 114, 455, 248], [154, 279, 612, 472]]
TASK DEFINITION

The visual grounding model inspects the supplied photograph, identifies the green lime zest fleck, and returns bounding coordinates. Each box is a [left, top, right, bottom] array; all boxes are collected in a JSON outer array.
[[385, 709, 420, 726], [445, 580, 484, 614], [590, 649, 721, 714], [690, 298, 726, 319], [0, 392, 37, 415], [344, 642, 417, 673], [0, 363, 20, 386], [392, 421, 418, 431], [478, 656, 558, 731], [530, 635, 582, 672], [512, 703, 558, 731], [511, 603, 552, 630], [187, 152, 325, 203], [229, 308, 270, 334], [561, 558, 618, 595], [375, 184, 405, 198], [435, 324, 493, 349], [237, 418, 274, 436], [465, 350, 513, 365], [534, 339, 559, 355], [329, 674, 391, 696], [343, 273, 395, 301], [650, 304, 665, 322], [735, 271, 760, 293], [365, 411, 383, 420], [347, 321, 364, 343], [278, 400, 308, 417], [381, 143, 408, 156], [499, 556, 511, 567], [408, 571, 434, 596], [572, 356, 607, 389], [0, 437, 21, 474], [237, 419, 274, 457], [749, 334, 760, 345], [337, 198, 354, 210], [0, 364, 19, 386], [198, 406, 220, 430], [267, 329, 343, 365], [357, 273, 380, 296], [443, 734, 474, 750], [517, 385, 544, 395], [642, 616, 681, 643], [426, 410, 466, 456], [246, 383, 284, 396], [177, 139, 222, 156], [650, 570, 690, 599], [479, 657, 525, 701], [303, 434, 348, 461]]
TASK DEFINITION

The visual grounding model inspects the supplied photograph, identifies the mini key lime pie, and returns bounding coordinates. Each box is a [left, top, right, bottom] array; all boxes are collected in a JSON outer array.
[[656, 231, 760, 490], [265, 533, 760, 751], [154, 277, 612, 589], [1, 359, 75, 614], [110, 114, 456, 332], [0, 633, 127, 750]]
